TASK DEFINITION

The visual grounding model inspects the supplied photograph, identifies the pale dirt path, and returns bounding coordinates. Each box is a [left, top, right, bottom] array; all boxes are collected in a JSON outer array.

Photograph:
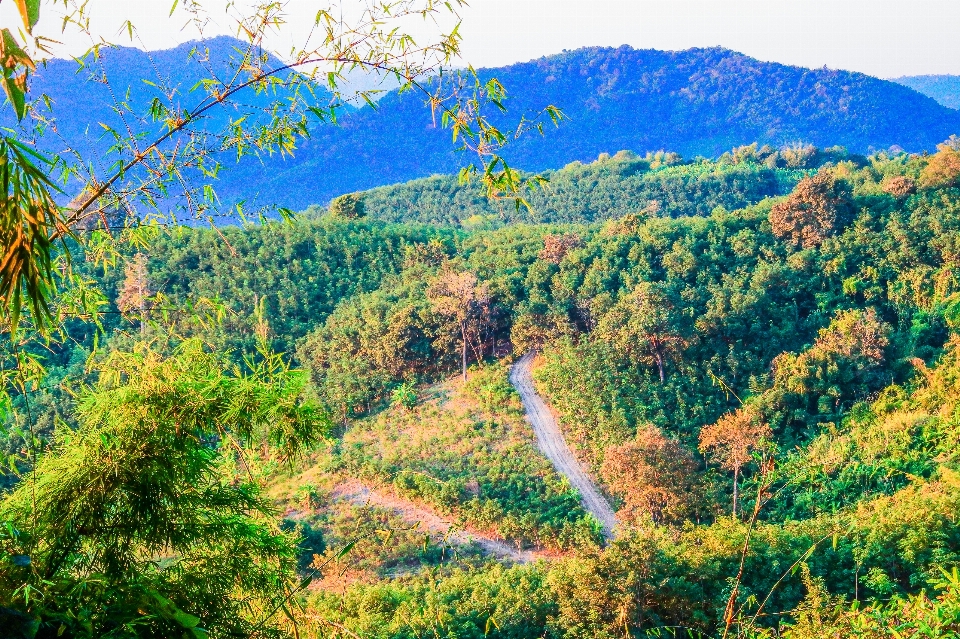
[[510, 352, 618, 539], [331, 480, 539, 564]]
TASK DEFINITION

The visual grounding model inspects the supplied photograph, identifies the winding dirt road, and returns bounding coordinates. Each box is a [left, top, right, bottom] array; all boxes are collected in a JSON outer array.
[[332, 481, 538, 563], [510, 352, 618, 539]]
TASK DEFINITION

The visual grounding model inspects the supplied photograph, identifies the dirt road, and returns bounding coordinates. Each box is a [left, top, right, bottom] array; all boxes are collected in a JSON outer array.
[[332, 481, 538, 563], [510, 352, 618, 539]]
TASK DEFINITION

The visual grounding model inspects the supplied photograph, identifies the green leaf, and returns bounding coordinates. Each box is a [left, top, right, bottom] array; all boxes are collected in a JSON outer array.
[[171, 609, 201, 629], [0, 29, 35, 121], [335, 539, 358, 559], [14, 0, 40, 33], [0, 72, 27, 122]]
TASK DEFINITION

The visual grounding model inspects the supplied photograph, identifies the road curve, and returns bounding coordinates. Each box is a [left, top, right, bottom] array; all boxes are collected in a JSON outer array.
[[332, 481, 538, 563], [510, 352, 618, 539]]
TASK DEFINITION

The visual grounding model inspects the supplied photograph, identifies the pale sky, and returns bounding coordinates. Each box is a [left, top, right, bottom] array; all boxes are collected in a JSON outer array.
[[4, 0, 960, 78]]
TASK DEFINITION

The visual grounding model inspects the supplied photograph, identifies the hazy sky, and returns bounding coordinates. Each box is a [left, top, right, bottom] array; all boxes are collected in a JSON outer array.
[[5, 0, 960, 78]]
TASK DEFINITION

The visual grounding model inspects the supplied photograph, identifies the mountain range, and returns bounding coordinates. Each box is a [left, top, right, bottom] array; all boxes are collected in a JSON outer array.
[[892, 74, 960, 110], [14, 36, 960, 211]]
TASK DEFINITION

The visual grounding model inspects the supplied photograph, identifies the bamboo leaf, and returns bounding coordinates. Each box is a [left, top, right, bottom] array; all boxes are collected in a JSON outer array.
[[335, 539, 358, 560], [14, 0, 40, 33]]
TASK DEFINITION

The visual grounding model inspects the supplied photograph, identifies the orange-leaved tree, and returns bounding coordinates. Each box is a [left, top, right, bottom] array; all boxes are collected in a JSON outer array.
[[769, 171, 854, 249], [601, 423, 700, 525], [699, 407, 771, 515], [920, 138, 960, 188]]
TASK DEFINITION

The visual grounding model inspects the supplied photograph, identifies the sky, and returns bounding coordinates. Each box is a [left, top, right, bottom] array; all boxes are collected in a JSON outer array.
[[4, 0, 960, 78]]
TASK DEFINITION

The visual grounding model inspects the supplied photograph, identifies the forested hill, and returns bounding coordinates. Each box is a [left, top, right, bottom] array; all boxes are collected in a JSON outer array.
[[9, 142, 960, 636], [16, 39, 960, 210], [328, 146, 827, 226], [894, 75, 960, 110], [231, 45, 960, 208]]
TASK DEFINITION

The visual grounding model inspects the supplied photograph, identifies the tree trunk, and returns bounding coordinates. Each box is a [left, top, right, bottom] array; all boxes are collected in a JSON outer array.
[[656, 350, 665, 383], [461, 323, 468, 381], [732, 465, 739, 517], [139, 280, 146, 336]]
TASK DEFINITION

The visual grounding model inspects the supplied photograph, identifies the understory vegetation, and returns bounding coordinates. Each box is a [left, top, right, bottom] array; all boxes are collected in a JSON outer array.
[[6, 141, 960, 636]]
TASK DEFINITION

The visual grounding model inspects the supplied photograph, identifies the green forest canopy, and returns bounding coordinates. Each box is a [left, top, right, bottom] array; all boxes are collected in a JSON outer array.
[[313, 144, 845, 226], [6, 140, 960, 636]]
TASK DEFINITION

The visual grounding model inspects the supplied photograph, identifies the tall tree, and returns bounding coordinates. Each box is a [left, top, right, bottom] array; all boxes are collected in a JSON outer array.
[[328, 193, 366, 220], [699, 407, 771, 515], [428, 269, 490, 380], [597, 283, 684, 383]]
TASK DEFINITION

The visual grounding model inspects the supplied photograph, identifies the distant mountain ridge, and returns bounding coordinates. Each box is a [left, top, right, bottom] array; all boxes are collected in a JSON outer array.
[[15, 38, 960, 211], [893, 75, 960, 110]]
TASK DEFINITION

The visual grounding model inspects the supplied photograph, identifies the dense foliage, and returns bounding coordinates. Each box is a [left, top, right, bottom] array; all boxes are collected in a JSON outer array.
[[7, 142, 960, 637], [342, 147, 817, 226], [0, 341, 327, 638], [0, 216, 454, 472], [307, 335, 960, 637], [292, 144, 960, 635], [136, 217, 457, 355]]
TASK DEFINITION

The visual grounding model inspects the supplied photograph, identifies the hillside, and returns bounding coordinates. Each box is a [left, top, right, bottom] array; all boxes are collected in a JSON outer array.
[[286, 142, 960, 636], [336, 146, 826, 226], [7, 143, 960, 636], [894, 74, 960, 110], [14, 39, 960, 211], [14, 36, 335, 211], [11, 1, 960, 634]]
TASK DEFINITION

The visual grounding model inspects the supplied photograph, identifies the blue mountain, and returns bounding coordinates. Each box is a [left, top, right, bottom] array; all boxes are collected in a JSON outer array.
[[14, 38, 960, 211], [893, 75, 960, 110]]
